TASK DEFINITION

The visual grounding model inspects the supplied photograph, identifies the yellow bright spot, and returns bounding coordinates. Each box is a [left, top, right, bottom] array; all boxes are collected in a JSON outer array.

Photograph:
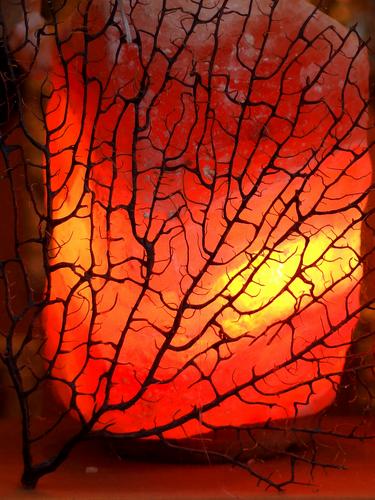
[[219, 227, 360, 338]]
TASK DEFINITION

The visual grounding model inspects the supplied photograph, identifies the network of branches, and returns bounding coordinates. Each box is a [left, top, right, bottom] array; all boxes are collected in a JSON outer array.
[[0, 0, 374, 490]]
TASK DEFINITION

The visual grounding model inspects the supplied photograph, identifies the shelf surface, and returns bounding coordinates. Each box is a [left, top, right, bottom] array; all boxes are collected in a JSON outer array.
[[1, 416, 375, 499]]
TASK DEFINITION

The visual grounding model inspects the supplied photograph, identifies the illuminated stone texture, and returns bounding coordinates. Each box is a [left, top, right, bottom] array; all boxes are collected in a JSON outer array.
[[42, 0, 371, 439]]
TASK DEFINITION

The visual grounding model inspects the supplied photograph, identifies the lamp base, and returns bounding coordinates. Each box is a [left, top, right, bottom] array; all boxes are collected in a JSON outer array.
[[108, 416, 317, 464]]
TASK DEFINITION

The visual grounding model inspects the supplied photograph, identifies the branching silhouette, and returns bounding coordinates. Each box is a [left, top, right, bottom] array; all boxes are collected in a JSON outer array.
[[0, 0, 374, 490]]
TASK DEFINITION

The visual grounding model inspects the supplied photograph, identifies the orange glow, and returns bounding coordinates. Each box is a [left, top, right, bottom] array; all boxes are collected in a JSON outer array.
[[42, 0, 372, 439]]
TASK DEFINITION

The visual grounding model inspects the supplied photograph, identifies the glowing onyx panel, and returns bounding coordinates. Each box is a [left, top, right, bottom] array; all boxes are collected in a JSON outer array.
[[43, 0, 371, 438]]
